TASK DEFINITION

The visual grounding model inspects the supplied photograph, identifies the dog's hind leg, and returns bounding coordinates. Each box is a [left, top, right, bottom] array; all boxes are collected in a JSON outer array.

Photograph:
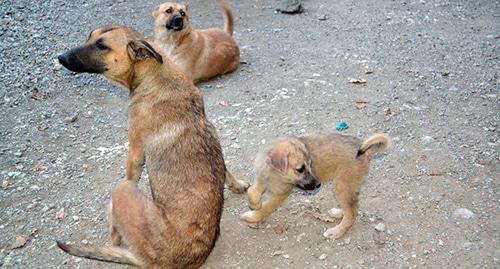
[[323, 179, 360, 240]]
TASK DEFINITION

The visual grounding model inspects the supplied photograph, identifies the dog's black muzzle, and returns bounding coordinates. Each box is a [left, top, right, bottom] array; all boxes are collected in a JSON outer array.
[[58, 48, 106, 74], [295, 174, 321, 195], [166, 15, 184, 31]]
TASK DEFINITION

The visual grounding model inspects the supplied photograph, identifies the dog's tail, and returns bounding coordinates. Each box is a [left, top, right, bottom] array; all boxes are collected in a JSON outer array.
[[56, 240, 145, 267], [219, 1, 234, 36], [356, 134, 390, 157]]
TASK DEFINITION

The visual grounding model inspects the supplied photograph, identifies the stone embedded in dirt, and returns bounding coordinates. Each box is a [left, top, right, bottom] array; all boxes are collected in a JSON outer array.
[[318, 253, 327, 260], [453, 208, 474, 219], [374, 222, 386, 232], [63, 114, 77, 123], [276, 0, 304, 14], [319, 14, 328, 21], [271, 250, 284, 256]]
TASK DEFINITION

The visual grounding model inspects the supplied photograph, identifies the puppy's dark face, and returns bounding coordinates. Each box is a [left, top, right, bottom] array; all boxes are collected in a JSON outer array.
[[57, 26, 163, 88], [153, 3, 189, 33], [266, 138, 322, 195]]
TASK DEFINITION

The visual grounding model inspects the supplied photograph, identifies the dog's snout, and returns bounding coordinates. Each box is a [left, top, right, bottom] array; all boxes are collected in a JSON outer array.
[[174, 16, 183, 24], [315, 181, 321, 188], [58, 53, 69, 65]]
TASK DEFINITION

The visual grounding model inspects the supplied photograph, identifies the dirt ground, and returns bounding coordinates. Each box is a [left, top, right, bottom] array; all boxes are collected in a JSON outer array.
[[0, 0, 498, 268]]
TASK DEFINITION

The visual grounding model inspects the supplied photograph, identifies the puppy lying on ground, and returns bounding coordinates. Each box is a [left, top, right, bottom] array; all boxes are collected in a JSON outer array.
[[153, 1, 240, 82], [242, 133, 389, 240], [56, 26, 246, 268]]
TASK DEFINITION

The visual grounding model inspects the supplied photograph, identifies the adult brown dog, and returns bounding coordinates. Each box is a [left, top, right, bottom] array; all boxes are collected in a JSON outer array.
[[56, 26, 247, 268], [153, 1, 240, 82], [241, 133, 389, 240]]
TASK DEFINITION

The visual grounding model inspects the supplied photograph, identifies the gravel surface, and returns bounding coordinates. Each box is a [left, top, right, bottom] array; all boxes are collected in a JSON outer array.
[[0, 0, 498, 268]]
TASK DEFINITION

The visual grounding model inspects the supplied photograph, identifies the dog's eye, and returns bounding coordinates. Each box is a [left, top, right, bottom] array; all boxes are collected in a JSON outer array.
[[180, 10, 186, 16], [296, 165, 305, 174], [166, 8, 172, 13], [95, 41, 109, 51]]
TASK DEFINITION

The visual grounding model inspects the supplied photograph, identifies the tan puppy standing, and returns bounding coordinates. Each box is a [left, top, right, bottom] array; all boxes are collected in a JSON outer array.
[[153, 1, 240, 81], [242, 133, 390, 240], [56, 26, 247, 268]]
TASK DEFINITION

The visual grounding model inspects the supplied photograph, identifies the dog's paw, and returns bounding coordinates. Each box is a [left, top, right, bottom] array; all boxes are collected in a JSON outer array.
[[248, 201, 262, 210], [228, 179, 250, 194], [327, 208, 343, 219], [241, 210, 264, 223], [323, 225, 346, 240]]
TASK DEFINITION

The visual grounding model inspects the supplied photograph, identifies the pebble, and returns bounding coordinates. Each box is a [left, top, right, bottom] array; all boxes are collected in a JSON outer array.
[[374, 222, 386, 232], [283, 254, 290, 259], [318, 253, 327, 260], [63, 114, 78, 123], [2, 180, 9, 189], [453, 208, 474, 219]]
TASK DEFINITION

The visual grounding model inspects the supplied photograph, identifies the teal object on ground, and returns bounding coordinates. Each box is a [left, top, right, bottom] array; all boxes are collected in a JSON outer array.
[[336, 121, 349, 131]]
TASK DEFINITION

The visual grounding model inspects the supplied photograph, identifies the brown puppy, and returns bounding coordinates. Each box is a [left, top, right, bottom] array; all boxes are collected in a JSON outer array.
[[241, 133, 389, 240], [56, 26, 246, 268], [153, 1, 240, 82]]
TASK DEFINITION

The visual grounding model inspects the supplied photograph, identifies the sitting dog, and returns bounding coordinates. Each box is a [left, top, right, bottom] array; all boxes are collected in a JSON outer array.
[[241, 133, 389, 240], [56, 26, 247, 268], [153, 1, 240, 82]]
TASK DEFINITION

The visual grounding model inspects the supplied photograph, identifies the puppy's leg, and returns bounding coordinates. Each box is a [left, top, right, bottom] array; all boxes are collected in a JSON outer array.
[[126, 140, 144, 182], [241, 188, 292, 223], [323, 179, 359, 240], [247, 176, 267, 210], [225, 170, 249, 194]]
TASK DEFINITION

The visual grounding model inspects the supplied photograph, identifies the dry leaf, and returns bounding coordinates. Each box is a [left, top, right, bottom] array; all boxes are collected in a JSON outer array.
[[37, 122, 49, 131], [246, 222, 261, 229], [384, 107, 395, 117], [10, 235, 29, 249], [308, 211, 337, 223], [373, 231, 386, 245], [428, 170, 443, 176], [273, 225, 288, 234], [56, 208, 65, 220], [30, 89, 48, 100], [355, 100, 368, 109], [348, 78, 367, 84]]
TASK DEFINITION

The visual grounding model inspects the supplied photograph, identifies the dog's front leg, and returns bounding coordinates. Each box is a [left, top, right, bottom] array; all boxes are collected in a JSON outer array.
[[126, 134, 145, 182], [241, 188, 292, 223], [246, 176, 267, 210]]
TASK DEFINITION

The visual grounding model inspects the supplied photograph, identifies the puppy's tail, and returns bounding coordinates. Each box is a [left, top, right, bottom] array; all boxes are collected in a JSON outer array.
[[357, 134, 390, 157], [56, 240, 145, 267], [219, 1, 234, 36]]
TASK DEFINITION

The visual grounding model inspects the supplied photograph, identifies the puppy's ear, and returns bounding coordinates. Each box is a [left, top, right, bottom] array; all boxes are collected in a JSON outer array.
[[127, 40, 163, 64], [184, 2, 189, 11], [266, 150, 288, 176]]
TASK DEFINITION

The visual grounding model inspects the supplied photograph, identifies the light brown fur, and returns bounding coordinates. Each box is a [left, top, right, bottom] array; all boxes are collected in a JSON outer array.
[[56, 26, 247, 268], [153, 1, 240, 82], [242, 133, 390, 240]]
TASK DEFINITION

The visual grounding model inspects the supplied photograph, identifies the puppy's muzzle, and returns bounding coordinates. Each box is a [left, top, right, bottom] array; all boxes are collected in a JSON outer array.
[[166, 15, 184, 31], [295, 175, 321, 195]]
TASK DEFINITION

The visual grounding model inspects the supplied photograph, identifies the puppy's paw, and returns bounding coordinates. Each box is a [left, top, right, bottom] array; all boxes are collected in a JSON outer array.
[[323, 225, 346, 240], [248, 201, 262, 210], [327, 208, 343, 219], [241, 210, 264, 223], [228, 179, 250, 194]]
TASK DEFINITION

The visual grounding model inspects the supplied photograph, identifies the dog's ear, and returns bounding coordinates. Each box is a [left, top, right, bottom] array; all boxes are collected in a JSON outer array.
[[185, 3, 189, 11], [152, 5, 160, 17], [266, 150, 288, 176], [127, 40, 163, 64]]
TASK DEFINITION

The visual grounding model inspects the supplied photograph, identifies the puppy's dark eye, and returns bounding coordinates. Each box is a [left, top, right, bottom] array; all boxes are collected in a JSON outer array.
[[180, 10, 186, 16], [296, 165, 305, 174], [166, 8, 172, 13]]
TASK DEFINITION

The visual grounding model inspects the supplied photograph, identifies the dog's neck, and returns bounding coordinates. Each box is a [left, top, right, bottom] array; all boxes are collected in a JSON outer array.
[[155, 28, 193, 55]]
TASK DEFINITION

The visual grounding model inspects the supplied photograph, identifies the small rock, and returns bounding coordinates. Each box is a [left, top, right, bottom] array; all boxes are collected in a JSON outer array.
[[271, 250, 284, 256], [72, 215, 80, 221], [30, 185, 41, 191], [283, 254, 290, 259], [63, 114, 78, 123], [318, 253, 327, 260], [318, 14, 328, 21], [374, 222, 386, 232], [453, 208, 474, 219], [276, 0, 304, 14], [463, 242, 473, 250], [2, 180, 9, 189]]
